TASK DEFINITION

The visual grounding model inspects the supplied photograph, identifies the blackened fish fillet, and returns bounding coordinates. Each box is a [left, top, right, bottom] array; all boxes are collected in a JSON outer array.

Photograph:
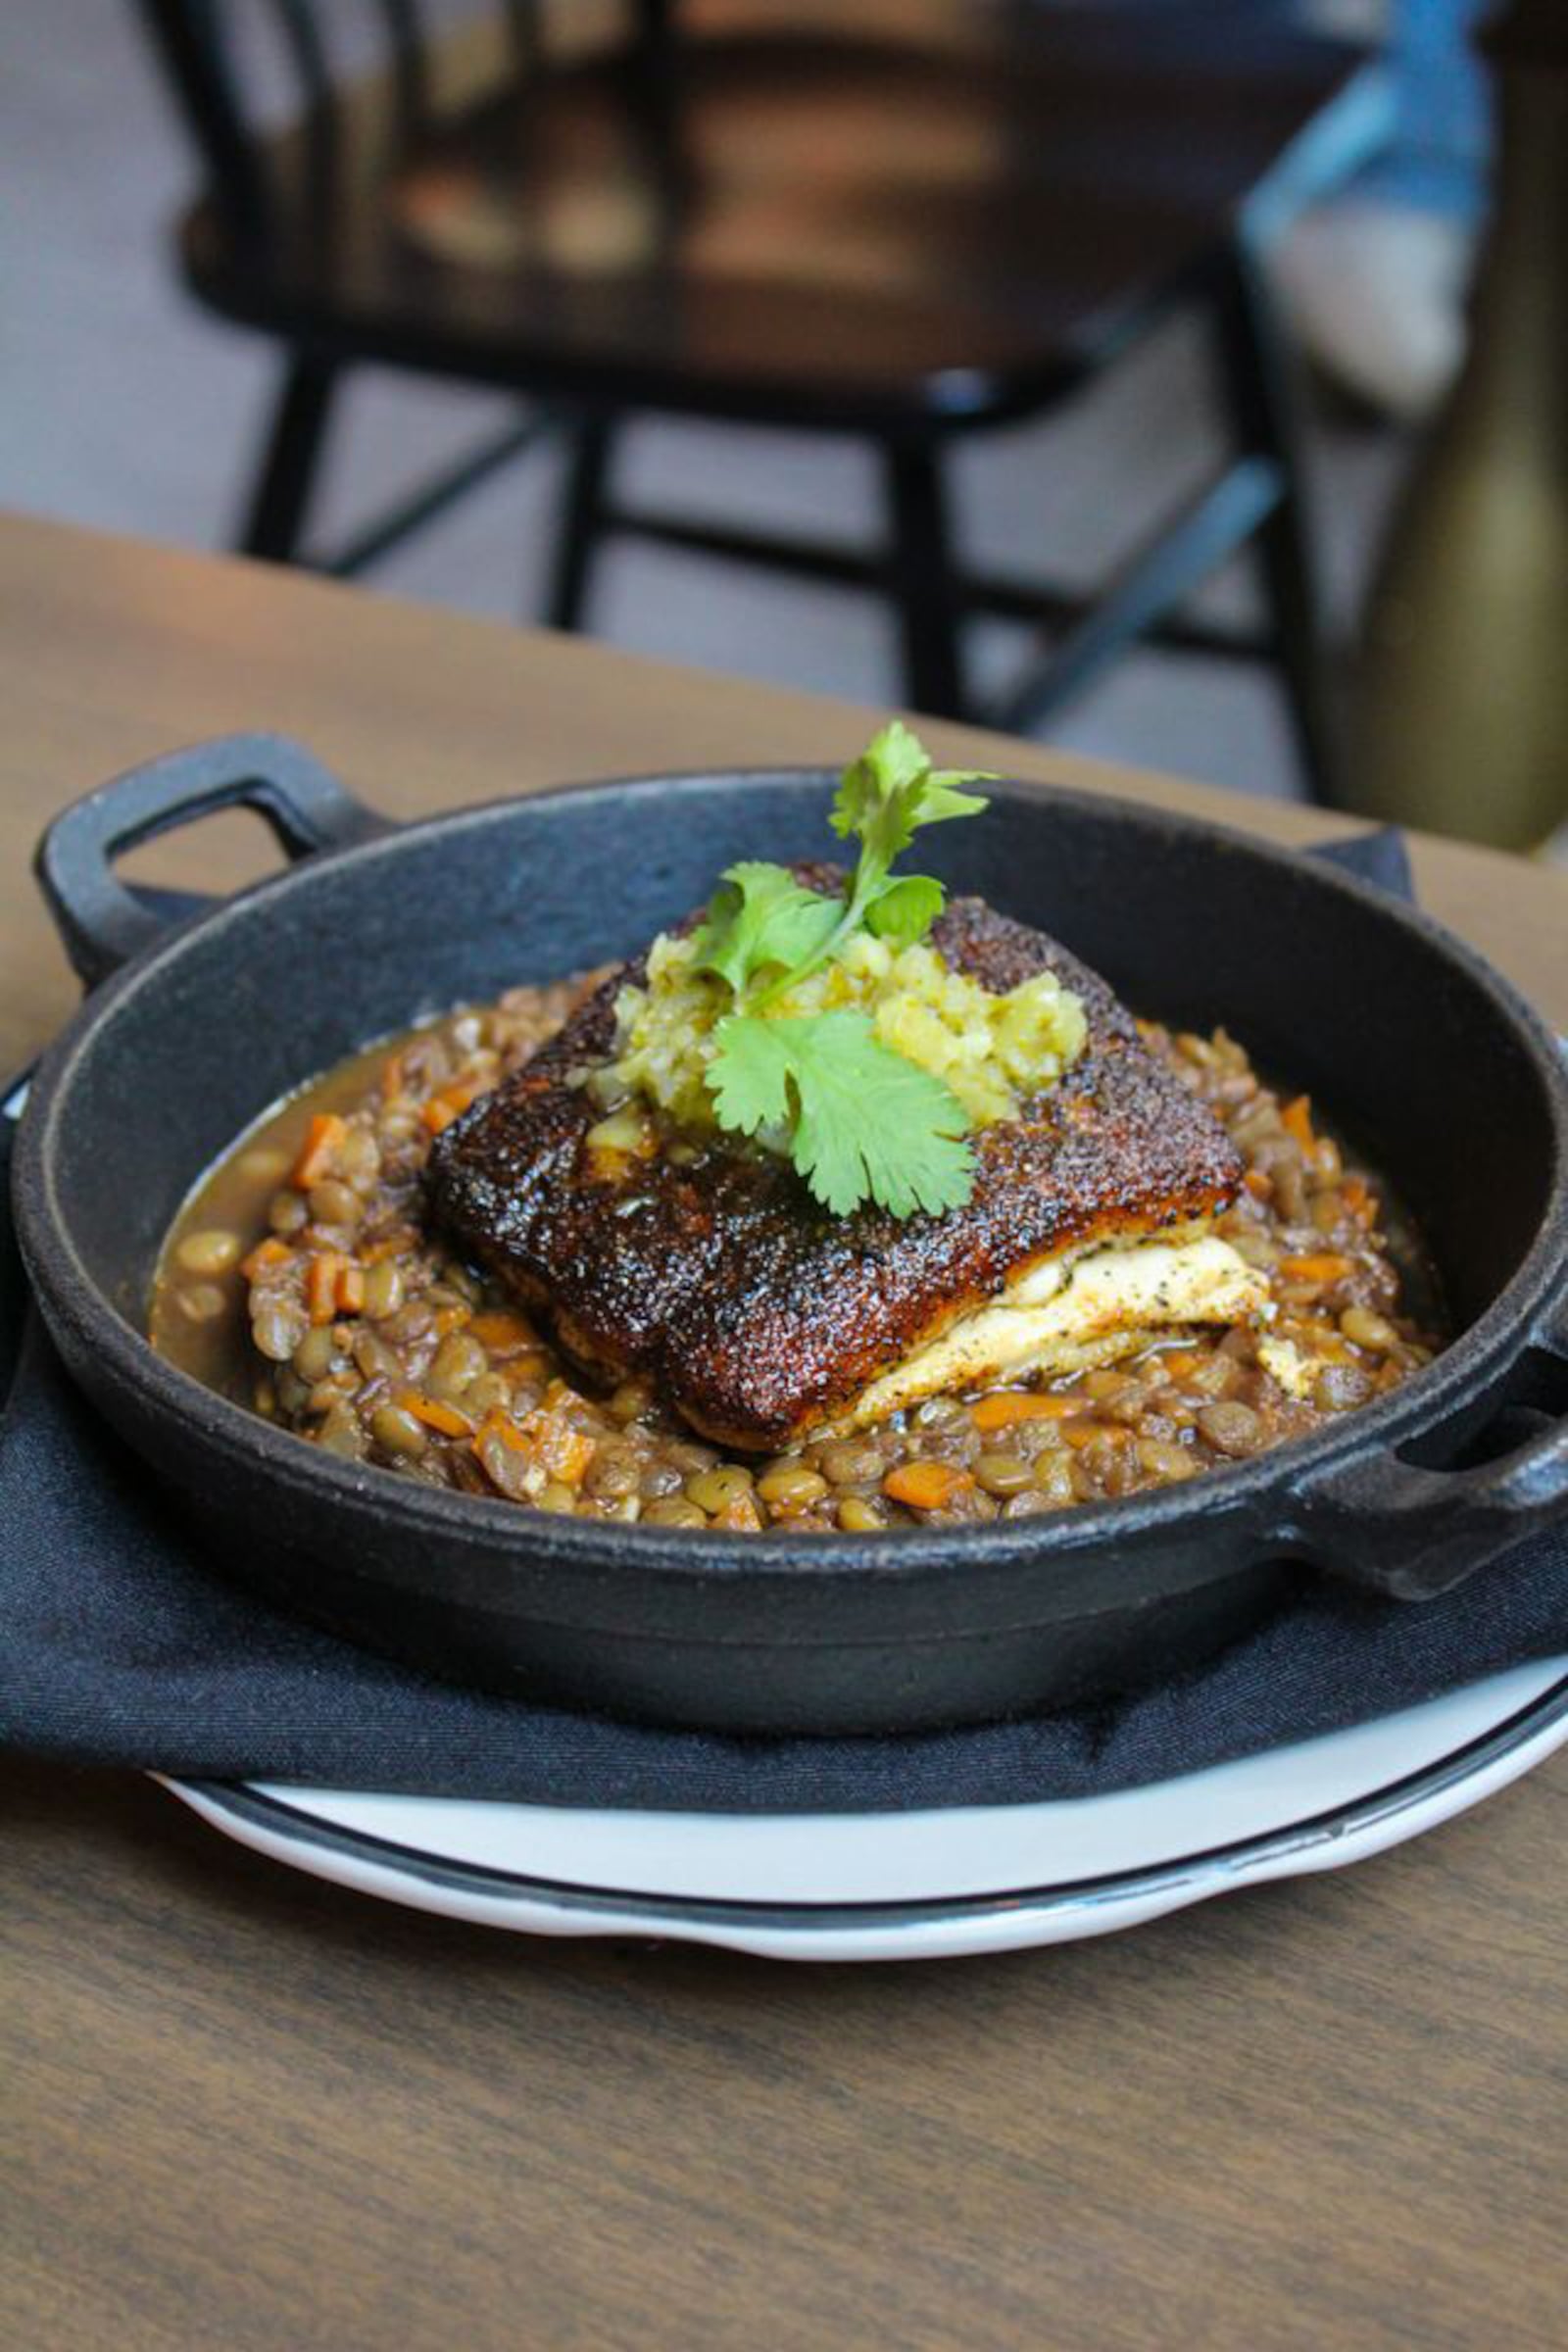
[[426, 887, 1251, 1450]]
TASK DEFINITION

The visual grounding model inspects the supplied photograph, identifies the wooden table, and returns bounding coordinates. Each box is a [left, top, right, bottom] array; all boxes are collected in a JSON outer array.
[[3, 514, 1564, 2352]]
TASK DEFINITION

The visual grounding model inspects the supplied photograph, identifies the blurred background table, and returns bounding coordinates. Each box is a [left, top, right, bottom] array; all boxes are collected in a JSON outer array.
[[2, 514, 1564, 2351]]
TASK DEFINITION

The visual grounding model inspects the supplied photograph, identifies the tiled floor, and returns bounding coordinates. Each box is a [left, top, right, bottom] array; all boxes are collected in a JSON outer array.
[[2, 0, 1412, 807]]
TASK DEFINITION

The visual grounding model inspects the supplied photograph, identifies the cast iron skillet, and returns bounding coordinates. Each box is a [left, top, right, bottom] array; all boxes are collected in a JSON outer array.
[[13, 735, 1568, 1734]]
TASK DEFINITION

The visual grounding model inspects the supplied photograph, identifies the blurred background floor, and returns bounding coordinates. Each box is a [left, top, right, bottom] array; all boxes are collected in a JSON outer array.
[[2, 1, 1420, 806]]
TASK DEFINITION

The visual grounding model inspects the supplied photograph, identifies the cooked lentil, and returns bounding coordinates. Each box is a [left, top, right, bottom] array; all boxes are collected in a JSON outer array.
[[150, 988, 1445, 1532]]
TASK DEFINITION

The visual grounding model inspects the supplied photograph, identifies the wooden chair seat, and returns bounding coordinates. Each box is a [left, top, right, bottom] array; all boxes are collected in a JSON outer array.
[[177, 1, 1369, 433]]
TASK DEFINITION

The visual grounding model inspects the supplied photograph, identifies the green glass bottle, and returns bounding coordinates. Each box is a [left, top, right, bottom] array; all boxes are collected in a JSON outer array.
[[1347, 3, 1568, 851]]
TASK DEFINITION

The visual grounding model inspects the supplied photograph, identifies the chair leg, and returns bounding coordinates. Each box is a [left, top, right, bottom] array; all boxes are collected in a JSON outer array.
[[239, 352, 340, 564], [548, 420, 615, 633], [1212, 243, 1342, 806], [882, 443, 965, 719]]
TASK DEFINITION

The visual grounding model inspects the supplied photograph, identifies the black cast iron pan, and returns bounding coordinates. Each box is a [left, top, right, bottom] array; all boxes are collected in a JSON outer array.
[[13, 734, 1568, 1734]]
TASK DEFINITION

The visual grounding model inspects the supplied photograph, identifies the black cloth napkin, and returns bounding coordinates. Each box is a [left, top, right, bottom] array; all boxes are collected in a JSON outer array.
[[4, 829, 1565, 1812]]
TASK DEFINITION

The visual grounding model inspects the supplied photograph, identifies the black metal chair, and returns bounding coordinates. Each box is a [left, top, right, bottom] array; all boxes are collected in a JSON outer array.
[[136, 0, 1388, 794]]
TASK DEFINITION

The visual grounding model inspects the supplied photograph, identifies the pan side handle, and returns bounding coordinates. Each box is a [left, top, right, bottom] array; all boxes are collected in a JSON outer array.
[[34, 733, 391, 986], [1280, 1292, 1568, 1599]]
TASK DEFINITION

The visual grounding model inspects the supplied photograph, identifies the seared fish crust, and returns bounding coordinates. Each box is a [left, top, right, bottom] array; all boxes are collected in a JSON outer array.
[[426, 887, 1249, 1450]]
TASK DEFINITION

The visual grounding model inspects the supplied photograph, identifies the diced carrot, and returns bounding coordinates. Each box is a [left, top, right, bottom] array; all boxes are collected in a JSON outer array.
[[471, 1404, 594, 1487], [474, 1407, 530, 1455], [467, 1310, 535, 1352], [362, 1228, 419, 1264], [883, 1460, 973, 1510], [292, 1112, 347, 1190], [1061, 1420, 1121, 1450], [420, 1074, 486, 1135], [970, 1391, 1081, 1432], [1279, 1253, 1353, 1284], [335, 1262, 366, 1314], [1244, 1168, 1273, 1201], [306, 1252, 345, 1324], [712, 1489, 764, 1533], [396, 1390, 473, 1439], [240, 1237, 290, 1282], [1157, 1348, 1202, 1377], [1342, 1175, 1377, 1226], [1281, 1095, 1316, 1152], [522, 1409, 596, 1487]]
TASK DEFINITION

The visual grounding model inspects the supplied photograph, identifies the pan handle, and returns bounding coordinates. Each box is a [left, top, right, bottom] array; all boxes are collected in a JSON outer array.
[[34, 732, 392, 986], [1283, 1294, 1568, 1600]]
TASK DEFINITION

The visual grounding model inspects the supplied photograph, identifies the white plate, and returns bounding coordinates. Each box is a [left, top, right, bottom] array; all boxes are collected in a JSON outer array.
[[165, 1657, 1568, 1962]]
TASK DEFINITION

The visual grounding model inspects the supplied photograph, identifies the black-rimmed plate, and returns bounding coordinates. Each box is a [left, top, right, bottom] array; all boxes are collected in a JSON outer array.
[[164, 1663, 1568, 1962]]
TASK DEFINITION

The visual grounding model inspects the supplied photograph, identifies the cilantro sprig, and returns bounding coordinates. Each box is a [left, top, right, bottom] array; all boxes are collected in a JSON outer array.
[[708, 1013, 975, 1219], [690, 722, 992, 1219]]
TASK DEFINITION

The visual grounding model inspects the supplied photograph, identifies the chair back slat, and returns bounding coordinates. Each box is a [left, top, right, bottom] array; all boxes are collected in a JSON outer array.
[[135, 0, 525, 232], [134, 0, 270, 234], [135, 1, 682, 238], [368, 0, 433, 116], [269, 0, 333, 116]]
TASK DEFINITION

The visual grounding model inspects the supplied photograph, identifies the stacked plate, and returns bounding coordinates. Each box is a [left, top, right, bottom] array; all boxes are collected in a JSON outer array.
[[168, 1660, 1568, 1962]]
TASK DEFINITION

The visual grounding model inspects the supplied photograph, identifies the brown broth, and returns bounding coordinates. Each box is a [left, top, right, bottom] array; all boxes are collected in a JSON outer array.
[[150, 1034, 411, 1403]]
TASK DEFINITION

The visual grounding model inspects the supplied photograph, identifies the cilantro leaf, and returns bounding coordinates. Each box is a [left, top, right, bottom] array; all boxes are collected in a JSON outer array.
[[691, 860, 843, 997], [705, 1010, 796, 1135], [830, 721, 990, 871], [830, 724, 924, 878], [863, 872, 946, 948], [828, 720, 990, 948], [707, 1011, 974, 1218], [923, 770, 997, 820]]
